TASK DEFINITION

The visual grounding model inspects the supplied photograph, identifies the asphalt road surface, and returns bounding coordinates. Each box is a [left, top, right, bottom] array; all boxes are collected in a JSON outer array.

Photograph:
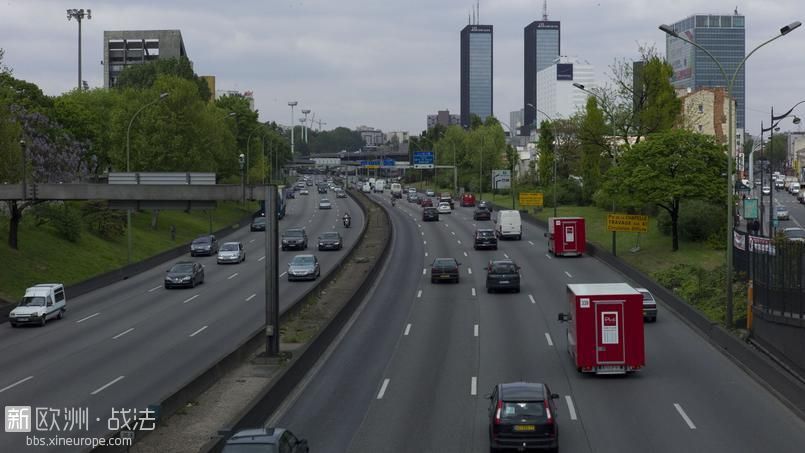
[[0, 183, 364, 452], [277, 191, 805, 453]]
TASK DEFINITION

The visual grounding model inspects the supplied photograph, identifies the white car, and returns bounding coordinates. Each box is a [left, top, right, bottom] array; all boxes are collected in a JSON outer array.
[[9, 284, 67, 327], [319, 198, 332, 210], [300, 188, 309, 195], [437, 202, 452, 214], [217, 241, 246, 264], [762, 186, 771, 195]]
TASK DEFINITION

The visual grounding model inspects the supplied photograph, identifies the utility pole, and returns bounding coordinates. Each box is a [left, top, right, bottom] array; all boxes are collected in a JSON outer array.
[[288, 101, 297, 156]]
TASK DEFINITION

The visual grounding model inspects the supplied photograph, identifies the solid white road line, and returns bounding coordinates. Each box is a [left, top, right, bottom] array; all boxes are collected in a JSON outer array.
[[417, 290, 422, 298], [0, 376, 33, 393], [565, 396, 578, 420], [377, 379, 390, 399], [468, 267, 473, 275], [249, 239, 255, 243], [471, 376, 477, 395], [147, 285, 161, 293], [228, 272, 239, 280], [464, 251, 468, 257], [183, 294, 199, 304], [280, 271, 287, 277], [674, 403, 697, 429], [113, 328, 135, 340], [529, 294, 536, 304], [474, 324, 479, 337], [246, 293, 256, 301], [258, 256, 266, 261], [528, 241, 535, 245], [472, 288, 477, 296], [404, 324, 411, 336], [565, 271, 573, 278], [545, 332, 554, 346], [189, 325, 208, 337], [423, 268, 427, 275], [90, 376, 125, 395], [76, 312, 100, 323]]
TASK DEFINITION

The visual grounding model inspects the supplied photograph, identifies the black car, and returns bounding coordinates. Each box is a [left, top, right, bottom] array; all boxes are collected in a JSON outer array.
[[487, 382, 559, 452], [164, 262, 205, 289], [318, 231, 343, 251], [422, 207, 440, 222], [318, 185, 328, 194], [222, 428, 309, 453], [281, 228, 308, 251], [250, 216, 266, 232], [474, 206, 492, 221], [408, 193, 420, 203], [431, 258, 461, 283], [474, 229, 498, 250], [486, 259, 521, 293], [190, 235, 219, 256]]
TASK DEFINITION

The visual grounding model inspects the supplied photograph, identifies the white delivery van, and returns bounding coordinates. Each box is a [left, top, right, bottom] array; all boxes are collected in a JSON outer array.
[[9, 284, 67, 327], [362, 182, 372, 193], [494, 210, 523, 240], [791, 183, 801, 195], [374, 180, 385, 193], [390, 183, 403, 198]]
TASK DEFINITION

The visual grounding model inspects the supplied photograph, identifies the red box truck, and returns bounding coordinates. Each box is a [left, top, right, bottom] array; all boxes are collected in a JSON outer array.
[[546, 217, 585, 256], [558, 283, 645, 374]]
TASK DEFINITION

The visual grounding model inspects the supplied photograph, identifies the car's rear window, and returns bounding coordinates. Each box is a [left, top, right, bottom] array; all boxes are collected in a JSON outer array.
[[292, 256, 315, 265], [433, 259, 456, 267], [193, 237, 211, 244], [321, 232, 339, 239], [221, 444, 278, 453], [221, 243, 239, 251], [501, 401, 547, 422], [253, 217, 266, 224], [284, 230, 304, 237], [477, 230, 494, 237], [491, 263, 517, 273]]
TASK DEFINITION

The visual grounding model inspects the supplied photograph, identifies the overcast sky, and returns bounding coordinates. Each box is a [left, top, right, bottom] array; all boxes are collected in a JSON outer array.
[[2, 0, 804, 137]]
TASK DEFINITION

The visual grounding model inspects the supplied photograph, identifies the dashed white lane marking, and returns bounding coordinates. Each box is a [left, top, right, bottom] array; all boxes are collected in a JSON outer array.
[[377, 379, 390, 399], [565, 271, 573, 278], [259, 256, 266, 261], [452, 231, 456, 236], [421, 232, 425, 236], [404, 324, 411, 336], [280, 271, 287, 277], [545, 332, 554, 346], [183, 294, 199, 304], [189, 325, 208, 337], [468, 267, 473, 275], [417, 290, 422, 298], [425, 252, 429, 257], [249, 239, 255, 243], [76, 312, 100, 323], [90, 375, 125, 395], [147, 285, 161, 293], [471, 376, 477, 395], [246, 293, 256, 301], [424, 240, 427, 245], [464, 251, 468, 257], [545, 254, 552, 259], [504, 253, 509, 259], [474, 324, 479, 337], [674, 403, 697, 429], [113, 328, 135, 340], [528, 241, 535, 245], [0, 376, 33, 393], [529, 294, 536, 304], [566, 396, 578, 420], [228, 272, 239, 280], [472, 288, 477, 296], [457, 240, 462, 245], [445, 223, 449, 227], [418, 224, 422, 228], [423, 268, 427, 275]]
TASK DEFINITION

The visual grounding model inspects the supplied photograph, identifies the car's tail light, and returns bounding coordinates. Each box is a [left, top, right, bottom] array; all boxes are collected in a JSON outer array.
[[494, 399, 503, 425], [544, 400, 553, 425]]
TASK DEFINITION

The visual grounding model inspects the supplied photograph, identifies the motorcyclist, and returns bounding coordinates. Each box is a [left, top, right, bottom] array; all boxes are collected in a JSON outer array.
[[391, 197, 396, 207], [343, 213, 351, 228]]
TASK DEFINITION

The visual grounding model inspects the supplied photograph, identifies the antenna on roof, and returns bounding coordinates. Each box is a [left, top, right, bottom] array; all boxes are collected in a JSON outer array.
[[472, 5, 475, 24], [734, 6, 739, 15], [477, 0, 480, 23], [543, 0, 548, 21]]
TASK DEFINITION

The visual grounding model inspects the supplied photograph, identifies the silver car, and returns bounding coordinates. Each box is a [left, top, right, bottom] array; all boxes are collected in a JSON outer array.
[[776, 206, 790, 221], [288, 254, 320, 281], [217, 242, 246, 264], [319, 198, 332, 209]]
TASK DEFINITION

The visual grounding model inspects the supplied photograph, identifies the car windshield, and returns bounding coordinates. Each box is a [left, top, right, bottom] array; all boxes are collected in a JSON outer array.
[[785, 229, 805, 238], [253, 217, 266, 224], [193, 237, 211, 244], [433, 259, 456, 268], [221, 243, 239, 251], [777, 207, 786, 212], [20, 296, 46, 307], [284, 230, 304, 237], [292, 256, 315, 265], [478, 230, 494, 237], [321, 199, 330, 203], [501, 401, 547, 421], [321, 232, 340, 240], [170, 264, 193, 273], [491, 263, 517, 273]]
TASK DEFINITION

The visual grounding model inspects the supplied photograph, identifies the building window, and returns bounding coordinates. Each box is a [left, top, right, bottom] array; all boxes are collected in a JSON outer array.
[[698, 104, 704, 113], [698, 125, 703, 132]]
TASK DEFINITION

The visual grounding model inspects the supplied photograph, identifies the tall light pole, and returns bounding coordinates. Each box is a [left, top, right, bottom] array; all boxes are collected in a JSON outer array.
[[125, 92, 169, 264], [762, 103, 803, 236], [301, 109, 311, 143], [659, 20, 800, 328], [288, 101, 297, 156], [66, 8, 91, 90]]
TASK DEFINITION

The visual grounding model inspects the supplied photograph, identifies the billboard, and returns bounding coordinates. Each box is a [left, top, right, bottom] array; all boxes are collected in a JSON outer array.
[[606, 214, 649, 233], [668, 29, 695, 84]]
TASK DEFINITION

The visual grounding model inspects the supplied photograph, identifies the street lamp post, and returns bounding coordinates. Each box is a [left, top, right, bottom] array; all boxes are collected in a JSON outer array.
[[288, 101, 297, 156], [762, 103, 803, 236], [66, 8, 91, 90], [301, 109, 311, 143], [660, 20, 801, 327], [125, 92, 169, 264]]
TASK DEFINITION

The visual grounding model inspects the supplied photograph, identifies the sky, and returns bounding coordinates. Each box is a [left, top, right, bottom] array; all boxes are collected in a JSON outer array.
[[1, 0, 804, 137]]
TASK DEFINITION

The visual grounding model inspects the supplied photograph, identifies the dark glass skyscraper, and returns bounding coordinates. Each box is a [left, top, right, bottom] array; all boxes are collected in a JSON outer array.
[[666, 14, 746, 129], [523, 20, 560, 134], [460, 24, 493, 128]]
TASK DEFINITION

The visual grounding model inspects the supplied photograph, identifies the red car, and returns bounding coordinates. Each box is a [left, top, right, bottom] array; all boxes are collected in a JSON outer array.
[[461, 193, 476, 207], [421, 198, 434, 207]]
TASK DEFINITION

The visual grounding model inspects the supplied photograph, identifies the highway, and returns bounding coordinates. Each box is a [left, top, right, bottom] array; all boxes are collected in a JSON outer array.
[[277, 191, 805, 453], [0, 181, 364, 452]]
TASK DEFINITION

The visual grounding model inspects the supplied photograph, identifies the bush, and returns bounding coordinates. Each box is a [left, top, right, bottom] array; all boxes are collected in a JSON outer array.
[[656, 200, 723, 241], [82, 201, 126, 239]]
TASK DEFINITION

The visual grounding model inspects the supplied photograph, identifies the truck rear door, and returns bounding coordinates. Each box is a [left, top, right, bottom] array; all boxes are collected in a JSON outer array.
[[562, 221, 578, 253], [595, 301, 625, 366]]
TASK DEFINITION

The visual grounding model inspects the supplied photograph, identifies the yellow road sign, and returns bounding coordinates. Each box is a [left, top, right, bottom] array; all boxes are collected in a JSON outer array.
[[519, 192, 544, 207], [607, 214, 649, 233]]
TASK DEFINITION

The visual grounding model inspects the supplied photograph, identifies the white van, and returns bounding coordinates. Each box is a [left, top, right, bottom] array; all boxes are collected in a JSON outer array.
[[494, 210, 523, 240], [9, 284, 67, 327], [791, 183, 801, 195], [362, 182, 372, 193], [390, 183, 403, 198], [374, 180, 385, 193]]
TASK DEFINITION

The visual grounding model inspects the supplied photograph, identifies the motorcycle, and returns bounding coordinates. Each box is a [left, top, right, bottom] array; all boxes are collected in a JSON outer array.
[[343, 216, 351, 228], [391, 198, 396, 207]]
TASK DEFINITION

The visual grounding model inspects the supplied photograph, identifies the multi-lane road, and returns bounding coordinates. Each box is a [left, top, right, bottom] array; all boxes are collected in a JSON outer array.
[[277, 191, 805, 453], [0, 185, 363, 452]]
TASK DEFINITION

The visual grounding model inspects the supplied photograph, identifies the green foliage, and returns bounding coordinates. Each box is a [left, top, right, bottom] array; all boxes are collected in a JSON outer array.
[[0, 72, 53, 113], [637, 57, 681, 134], [656, 200, 723, 241], [302, 127, 363, 155], [81, 201, 126, 238], [537, 120, 555, 185], [32, 203, 82, 242], [115, 57, 211, 101], [578, 97, 609, 202], [652, 263, 743, 325]]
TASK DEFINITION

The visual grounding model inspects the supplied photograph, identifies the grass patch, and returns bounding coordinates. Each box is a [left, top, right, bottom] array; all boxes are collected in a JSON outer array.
[[0, 201, 256, 301]]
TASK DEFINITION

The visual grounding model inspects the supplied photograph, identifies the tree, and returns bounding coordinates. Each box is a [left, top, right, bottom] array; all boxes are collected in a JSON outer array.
[[602, 129, 726, 251], [536, 120, 555, 186], [578, 97, 609, 202], [114, 57, 211, 102]]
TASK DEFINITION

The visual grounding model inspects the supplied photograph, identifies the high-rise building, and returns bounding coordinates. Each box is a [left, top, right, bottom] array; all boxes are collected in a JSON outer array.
[[427, 110, 461, 129], [536, 56, 596, 126], [103, 30, 187, 88], [460, 24, 493, 128], [523, 8, 560, 135], [665, 13, 746, 129]]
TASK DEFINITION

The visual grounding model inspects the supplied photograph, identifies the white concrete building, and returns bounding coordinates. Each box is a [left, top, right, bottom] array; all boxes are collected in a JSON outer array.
[[536, 56, 596, 126]]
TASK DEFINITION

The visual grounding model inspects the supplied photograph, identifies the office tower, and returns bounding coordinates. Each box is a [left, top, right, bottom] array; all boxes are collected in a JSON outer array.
[[460, 23, 493, 128]]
